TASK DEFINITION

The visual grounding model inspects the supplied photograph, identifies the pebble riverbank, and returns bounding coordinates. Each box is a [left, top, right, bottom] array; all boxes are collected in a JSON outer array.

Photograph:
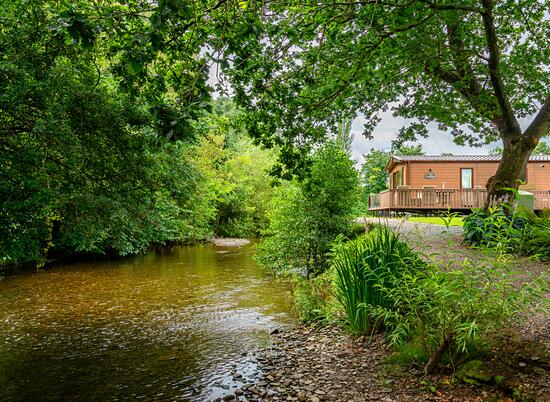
[[213, 325, 550, 402]]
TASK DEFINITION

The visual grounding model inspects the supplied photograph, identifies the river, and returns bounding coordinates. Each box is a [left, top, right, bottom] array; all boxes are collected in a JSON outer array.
[[0, 242, 294, 401]]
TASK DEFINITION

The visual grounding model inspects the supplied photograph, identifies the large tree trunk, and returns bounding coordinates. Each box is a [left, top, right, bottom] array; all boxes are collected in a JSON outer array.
[[485, 136, 537, 209], [484, 97, 550, 209]]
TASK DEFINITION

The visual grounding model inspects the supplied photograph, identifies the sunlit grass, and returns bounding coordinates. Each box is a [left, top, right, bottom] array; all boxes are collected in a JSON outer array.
[[407, 216, 464, 227]]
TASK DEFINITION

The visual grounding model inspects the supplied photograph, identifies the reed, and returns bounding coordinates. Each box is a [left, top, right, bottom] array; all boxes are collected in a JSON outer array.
[[332, 226, 423, 334]]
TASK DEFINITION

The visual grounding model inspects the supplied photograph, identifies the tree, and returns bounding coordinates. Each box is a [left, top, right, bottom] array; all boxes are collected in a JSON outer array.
[[533, 141, 550, 155], [335, 119, 353, 156], [217, 1, 549, 204], [361, 150, 391, 197], [361, 144, 424, 197], [395, 145, 425, 156], [192, 99, 277, 238], [257, 142, 360, 275], [491, 140, 550, 156]]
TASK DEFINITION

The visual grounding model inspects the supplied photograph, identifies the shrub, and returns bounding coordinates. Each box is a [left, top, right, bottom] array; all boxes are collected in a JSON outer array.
[[463, 206, 550, 260], [346, 222, 367, 239], [332, 226, 425, 334], [463, 207, 529, 252], [291, 269, 336, 324], [518, 213, 550, 261], [371, 257, 545, 374]]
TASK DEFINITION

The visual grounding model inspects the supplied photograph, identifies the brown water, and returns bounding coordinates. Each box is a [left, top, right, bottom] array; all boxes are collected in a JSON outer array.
[[0, 243, 294, 401]]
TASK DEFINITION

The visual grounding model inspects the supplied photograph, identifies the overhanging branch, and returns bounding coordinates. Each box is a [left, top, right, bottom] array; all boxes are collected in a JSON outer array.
[[524, 97, 550, 140], [480, 0, 521, 137]]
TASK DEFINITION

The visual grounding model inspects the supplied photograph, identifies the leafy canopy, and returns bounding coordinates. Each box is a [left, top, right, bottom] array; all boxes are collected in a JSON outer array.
[[216, 0, 549, 174]]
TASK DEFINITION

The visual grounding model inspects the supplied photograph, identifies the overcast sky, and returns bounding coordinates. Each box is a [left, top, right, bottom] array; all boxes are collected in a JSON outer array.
[[349, 111, 498, 166], [349, 112, 549, 166]]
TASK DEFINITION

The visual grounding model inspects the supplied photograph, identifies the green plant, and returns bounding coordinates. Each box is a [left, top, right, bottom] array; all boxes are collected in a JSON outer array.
[[463, 205, 550, 260], [291, 269, 336, 324], [332, 226, 425, 334], [256, 142, 360, 275], [462, 206, 529, 252], [346, 222, 367, 240], [385, 340, 430, 366], [218, 0, 549, 202], [371, 257, 546, 374], [518, 213, 550, 261], [439, 209, 461, 231]]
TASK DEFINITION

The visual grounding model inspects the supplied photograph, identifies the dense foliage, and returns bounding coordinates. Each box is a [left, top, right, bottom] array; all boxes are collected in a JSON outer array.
[[332, 227, 425, 334], [519, 213, 550, 261], [462, 207, 529, 252], [463, 207, 550, 260], [0, 1, 286, 265], [256, 143, 360, 275]]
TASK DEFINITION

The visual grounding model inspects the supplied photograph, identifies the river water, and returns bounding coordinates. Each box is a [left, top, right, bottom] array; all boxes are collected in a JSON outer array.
[[0, 243, 294, 401]]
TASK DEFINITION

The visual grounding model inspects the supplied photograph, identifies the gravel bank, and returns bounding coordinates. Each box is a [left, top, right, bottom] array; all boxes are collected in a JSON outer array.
[[211, 238, 251, 247], [214, 326, 550, 401]]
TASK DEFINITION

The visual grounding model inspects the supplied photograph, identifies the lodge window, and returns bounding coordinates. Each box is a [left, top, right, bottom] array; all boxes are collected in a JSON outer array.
[[461, 168, 473, 189], [391, 167, 404, 188]]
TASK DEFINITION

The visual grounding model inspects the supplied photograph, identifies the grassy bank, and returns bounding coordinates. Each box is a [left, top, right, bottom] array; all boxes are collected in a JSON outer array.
[[407, 216, 464, 226]]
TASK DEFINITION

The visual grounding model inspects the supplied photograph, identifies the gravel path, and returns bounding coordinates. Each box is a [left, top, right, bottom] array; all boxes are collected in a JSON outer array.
[[359, 217, 463, 238]]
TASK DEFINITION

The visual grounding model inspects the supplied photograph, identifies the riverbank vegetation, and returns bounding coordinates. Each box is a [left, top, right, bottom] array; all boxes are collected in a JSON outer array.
[[1, 92, 276, 266], [280, 220, 548, 397], [0, 2, 287, 266], [256, 142, 360, 276]]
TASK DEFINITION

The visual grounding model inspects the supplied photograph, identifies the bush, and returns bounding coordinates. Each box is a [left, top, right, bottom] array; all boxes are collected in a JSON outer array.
[[463, 206, 550, 260], [291, 269, 336, 324], [332, 226, 425, 334], [463, 207, 529, 252], [346, 222, 367, 239], [371, 257, 545, 373], [518, 213, 550, 261]]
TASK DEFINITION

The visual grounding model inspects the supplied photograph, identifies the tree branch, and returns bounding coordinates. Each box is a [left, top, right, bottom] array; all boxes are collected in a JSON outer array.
[[426, 61, 497, 123], [480, 0, 521, 138], [418, 0, 481, 13], [524, 97, 550, 141]]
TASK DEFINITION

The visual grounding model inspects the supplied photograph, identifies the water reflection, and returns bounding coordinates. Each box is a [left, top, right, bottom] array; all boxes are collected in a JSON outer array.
[[0, 243, 294, 401]]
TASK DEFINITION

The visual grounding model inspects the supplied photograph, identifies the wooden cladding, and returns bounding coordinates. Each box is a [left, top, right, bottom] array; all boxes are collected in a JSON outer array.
[[389, 161, 550, 190]]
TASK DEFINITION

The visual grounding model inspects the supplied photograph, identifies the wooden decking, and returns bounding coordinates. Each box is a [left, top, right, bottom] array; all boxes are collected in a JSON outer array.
[[368, 189, 550, 212]]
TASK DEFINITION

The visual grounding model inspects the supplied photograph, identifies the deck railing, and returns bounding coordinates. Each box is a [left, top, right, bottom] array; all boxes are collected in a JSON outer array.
[[369, 189, 550, 211], [534, 190, 550, 210]]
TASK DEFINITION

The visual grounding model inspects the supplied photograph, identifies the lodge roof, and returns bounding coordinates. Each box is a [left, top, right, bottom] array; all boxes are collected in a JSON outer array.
[[386, 154, 550, 171]]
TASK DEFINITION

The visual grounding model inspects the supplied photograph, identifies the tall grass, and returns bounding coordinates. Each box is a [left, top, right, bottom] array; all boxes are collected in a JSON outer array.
[[332, 226, 425, 334]]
